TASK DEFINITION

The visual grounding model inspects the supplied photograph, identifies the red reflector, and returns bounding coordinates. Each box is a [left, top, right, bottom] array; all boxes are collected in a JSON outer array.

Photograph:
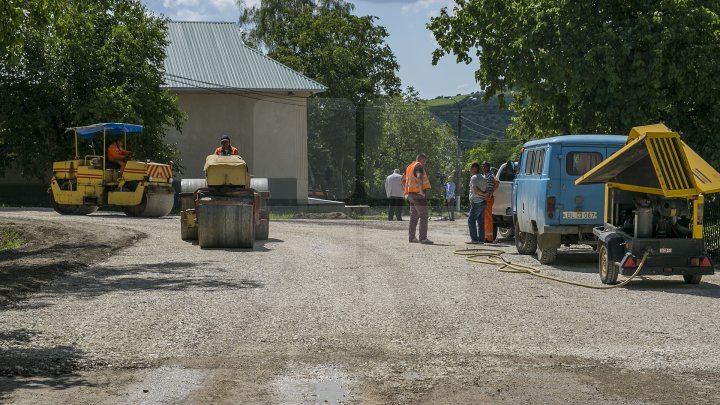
[[547, 196, 556, 219], [700, 257, 713, 267], [690, 258, 700, 266], [622, 256, 637, 268], [663, 268, 673, 272]]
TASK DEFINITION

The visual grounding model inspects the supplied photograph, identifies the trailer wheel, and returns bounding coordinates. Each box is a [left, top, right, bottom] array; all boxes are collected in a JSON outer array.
[[683, 274, 702, 284], [514, 220, 537, 255], [599, 244, 619, 284]]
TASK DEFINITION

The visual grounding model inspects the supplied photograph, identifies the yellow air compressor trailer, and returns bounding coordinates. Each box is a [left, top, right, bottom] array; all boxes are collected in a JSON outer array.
[[48, 123, 175, 217], [576, 124, 720, 284]]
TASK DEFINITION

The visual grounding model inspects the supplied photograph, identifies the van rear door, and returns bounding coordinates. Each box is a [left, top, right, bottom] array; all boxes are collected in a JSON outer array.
[[558, 146, 610, 225]]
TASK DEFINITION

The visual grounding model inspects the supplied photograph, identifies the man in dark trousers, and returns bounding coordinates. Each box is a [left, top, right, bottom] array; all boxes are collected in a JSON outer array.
[[385, 169, 404, 220]]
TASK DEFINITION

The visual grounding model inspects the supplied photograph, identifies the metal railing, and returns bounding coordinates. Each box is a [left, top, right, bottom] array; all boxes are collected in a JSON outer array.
[[704, 194, 720, 265]]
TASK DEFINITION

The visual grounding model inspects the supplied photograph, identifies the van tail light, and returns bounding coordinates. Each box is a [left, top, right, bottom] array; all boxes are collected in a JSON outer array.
[[547, 196, 556, 219], [622, 255, 637, 268]]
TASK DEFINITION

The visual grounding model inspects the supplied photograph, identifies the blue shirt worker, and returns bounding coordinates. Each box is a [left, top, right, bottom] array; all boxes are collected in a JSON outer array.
[[385, 169, 404, 221], [444, 175, 456, 221], [467, 162, 488, 244]]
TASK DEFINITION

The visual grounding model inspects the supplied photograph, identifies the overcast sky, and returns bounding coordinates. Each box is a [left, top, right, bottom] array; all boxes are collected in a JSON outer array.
[[141, 0, 479, 99]]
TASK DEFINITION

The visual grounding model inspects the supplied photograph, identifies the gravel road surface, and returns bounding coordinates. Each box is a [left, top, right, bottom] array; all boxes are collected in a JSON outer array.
[[1, 209, 719, 404]]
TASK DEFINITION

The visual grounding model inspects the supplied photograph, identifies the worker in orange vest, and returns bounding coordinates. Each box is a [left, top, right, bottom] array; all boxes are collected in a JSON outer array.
[[482, 161, 500, 242], [214, 135, 239, 156], [403, 153, 432, 244], [107, 138, 132, 171]]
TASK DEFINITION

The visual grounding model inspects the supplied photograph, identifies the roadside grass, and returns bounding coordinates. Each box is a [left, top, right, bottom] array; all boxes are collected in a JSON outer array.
[[0, 229, 25, 251], [269, 212, 296, 220]]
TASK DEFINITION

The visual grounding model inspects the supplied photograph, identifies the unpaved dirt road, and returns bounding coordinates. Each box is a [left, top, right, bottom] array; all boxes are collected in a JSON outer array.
[[1, 208, 720, 404]]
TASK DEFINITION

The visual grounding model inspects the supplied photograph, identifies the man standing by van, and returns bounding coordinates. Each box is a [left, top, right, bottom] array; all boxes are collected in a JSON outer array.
[[481, 161, 499, 242], [404, 154, 432, 244], [467, 162, 488, 244]]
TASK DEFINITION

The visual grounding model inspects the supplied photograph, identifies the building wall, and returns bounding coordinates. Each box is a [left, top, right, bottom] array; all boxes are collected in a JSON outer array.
[[167, 91, 309, 204]]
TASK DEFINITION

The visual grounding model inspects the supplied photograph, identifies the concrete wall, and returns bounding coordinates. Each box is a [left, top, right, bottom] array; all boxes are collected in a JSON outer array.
[[167, 91, 309, 204]]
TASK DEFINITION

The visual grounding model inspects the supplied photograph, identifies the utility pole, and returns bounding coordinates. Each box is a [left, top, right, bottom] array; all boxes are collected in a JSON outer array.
[[446, 96, 476, 210]]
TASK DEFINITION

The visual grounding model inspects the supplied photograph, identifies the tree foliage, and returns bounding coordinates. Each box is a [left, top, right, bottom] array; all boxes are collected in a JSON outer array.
[[429, 1, 720, 167], [365, 90, 458, 200], [238, 0, 401, 201], [464, 137, 520, 170], [0, 0, 184, 178]]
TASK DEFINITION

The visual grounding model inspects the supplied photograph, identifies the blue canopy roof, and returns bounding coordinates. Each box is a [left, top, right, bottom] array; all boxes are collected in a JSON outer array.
[[68, 123, 143, 140]]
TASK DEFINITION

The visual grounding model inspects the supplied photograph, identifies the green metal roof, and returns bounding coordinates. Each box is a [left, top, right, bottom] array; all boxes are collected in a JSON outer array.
[[164, 21, 326, 93]]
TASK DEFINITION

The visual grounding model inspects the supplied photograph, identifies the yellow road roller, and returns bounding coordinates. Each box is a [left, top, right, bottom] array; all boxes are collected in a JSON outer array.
[[180, 155, 270, 248], [577, 124, 720, 284], [49, 123, 175, 217]]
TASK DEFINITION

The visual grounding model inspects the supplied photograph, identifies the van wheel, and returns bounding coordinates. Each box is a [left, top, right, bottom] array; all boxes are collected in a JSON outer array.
[[537, 247, 557, 264], [683, 274, 702, 284], [599, 244, 619, 284], [514, 220, 537, 255], [497, 226, 514, 239]]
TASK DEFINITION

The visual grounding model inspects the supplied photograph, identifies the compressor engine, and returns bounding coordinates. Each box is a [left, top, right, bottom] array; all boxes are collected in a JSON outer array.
[[622, 197, 693, 239]]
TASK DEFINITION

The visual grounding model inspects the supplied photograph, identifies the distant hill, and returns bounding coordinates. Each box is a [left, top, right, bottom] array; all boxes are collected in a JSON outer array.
[[423, 92, 515, 149]]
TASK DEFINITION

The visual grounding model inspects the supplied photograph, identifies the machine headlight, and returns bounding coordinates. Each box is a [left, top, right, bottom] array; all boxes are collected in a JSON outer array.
[[147, 176, 153, 182], [168, 177, 174, 183]]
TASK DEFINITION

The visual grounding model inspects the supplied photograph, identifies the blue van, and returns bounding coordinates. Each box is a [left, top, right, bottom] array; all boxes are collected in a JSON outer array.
[[512, 135, 627, 264]]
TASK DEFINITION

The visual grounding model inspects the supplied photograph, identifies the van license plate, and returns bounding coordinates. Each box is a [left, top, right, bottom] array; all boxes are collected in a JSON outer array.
[[562, 211, 597, 219]]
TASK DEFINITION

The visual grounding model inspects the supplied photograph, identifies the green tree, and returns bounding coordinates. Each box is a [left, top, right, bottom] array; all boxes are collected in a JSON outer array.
[[366, 90, 457, 201], [429, 1, 720, 167], [0, 0, 56, 63], [238, 0, 401, 201], [464, 136, 520, 171], [0, 0, 184, 178]]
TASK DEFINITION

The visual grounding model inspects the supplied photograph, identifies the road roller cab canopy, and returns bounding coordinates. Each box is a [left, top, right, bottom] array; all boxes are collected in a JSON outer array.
[[575, 124, 720, 197], [66, 122, 143, 160], [67, 123, 144, 140]]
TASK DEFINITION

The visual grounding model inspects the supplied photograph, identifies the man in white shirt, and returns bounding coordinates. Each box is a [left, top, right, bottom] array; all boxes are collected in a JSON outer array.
[[385, 169, 404, 220]]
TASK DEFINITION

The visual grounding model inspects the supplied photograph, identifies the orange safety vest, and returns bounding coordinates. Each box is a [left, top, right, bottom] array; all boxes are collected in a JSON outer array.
[[403, 161, 431, 194], [108, 143, 129, 161], [214, 145, 239, 156]]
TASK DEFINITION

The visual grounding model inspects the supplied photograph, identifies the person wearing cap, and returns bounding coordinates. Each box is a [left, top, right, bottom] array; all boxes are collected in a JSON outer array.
[[385, 168, 404, 221], [107, 138, 132, 172], [214, 135, 239, 156]]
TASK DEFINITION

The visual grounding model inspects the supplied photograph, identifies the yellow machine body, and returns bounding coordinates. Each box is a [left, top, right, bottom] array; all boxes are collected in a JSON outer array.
[[577, 123, 720, 240], [576, 124, 718, 284], [180, 154, 270, 248], [48, 123, 175, 217], [204, 155, 251, 187]]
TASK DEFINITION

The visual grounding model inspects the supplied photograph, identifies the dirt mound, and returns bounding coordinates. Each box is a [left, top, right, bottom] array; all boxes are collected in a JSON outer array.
[[0, 218, 143, 307]]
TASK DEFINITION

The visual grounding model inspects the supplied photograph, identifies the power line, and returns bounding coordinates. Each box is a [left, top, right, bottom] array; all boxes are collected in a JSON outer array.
[[461, 115, 506, 134]]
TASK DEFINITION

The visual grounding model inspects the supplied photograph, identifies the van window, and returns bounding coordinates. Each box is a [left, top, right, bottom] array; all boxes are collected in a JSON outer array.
[[533, 149, 545, 174], [498, 163, 515, 181], [525, 150, 536, 175], [567, 152, 603, 176]]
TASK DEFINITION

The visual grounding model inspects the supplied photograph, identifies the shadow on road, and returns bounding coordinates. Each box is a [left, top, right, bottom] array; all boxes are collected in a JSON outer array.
[[43, 261, 265, 300], [0, 329, 93, 398]]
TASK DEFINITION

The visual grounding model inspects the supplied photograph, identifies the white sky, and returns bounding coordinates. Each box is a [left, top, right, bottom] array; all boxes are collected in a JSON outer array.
[[142, 0, 479, 99]]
